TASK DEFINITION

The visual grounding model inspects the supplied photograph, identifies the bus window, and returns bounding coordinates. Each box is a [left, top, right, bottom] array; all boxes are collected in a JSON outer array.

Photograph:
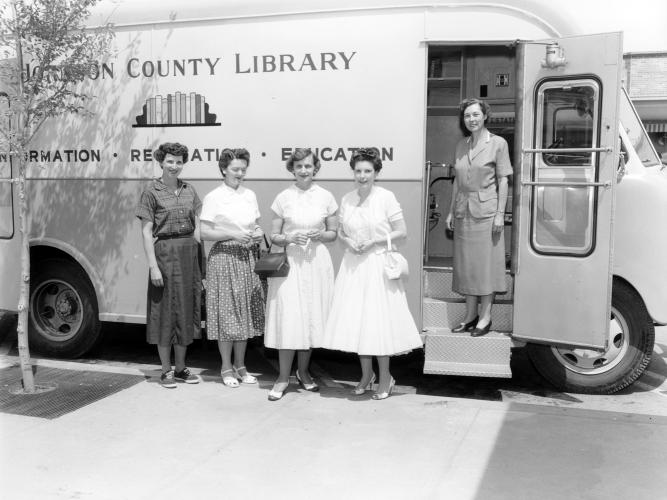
[[531, 80, 600, 255]]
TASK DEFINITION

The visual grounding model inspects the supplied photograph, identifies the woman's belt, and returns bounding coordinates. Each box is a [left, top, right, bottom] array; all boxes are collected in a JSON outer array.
[[156, 233, 194, 241]]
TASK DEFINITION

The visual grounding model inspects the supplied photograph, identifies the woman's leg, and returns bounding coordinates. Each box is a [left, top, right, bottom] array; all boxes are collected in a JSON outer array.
[[232, 340, 248, 372], [272, 349, 296, 391], [375, 356, 392, 393], [217, 340, 234, 373], [358, 355, 374, 386], [173, 344, 187, 372], [296, 349, 314, 385], [464, 295, 479, 323], [157, 345, 172, 373], [478, 293, 494, 327]]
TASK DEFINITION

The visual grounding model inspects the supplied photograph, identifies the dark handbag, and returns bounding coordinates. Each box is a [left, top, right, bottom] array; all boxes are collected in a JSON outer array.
[[253, 235, 290, 278]]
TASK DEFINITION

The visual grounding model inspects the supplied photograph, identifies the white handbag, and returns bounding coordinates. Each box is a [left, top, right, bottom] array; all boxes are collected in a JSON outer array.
[[383, 231, 408, 280]]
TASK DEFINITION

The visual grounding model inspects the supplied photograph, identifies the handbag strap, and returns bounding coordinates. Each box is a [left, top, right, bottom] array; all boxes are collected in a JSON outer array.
[[263, 233, 287, 254], [383, 229, 393, 253]]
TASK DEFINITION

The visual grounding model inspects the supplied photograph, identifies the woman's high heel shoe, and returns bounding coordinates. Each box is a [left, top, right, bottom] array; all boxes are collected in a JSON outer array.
[[452, 316, 479, 333], [471, 321, 492, 337], [268, 381, 289, 401], [351, 373, 376, 395], [372, 377, 395, 400], [295, 370, 319, 392]]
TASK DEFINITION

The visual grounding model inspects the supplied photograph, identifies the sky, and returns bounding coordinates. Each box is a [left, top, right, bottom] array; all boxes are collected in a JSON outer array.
[[550, 0, 667, 52]]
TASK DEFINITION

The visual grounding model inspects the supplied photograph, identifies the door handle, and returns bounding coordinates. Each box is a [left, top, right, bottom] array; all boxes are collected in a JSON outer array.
[[521, 180, 612, 188]]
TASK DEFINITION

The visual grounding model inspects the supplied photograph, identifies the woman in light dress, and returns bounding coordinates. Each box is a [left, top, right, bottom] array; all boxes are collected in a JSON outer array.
[[264, 148, 338, 401], [200, 148, 265, 388], [321, 148, 422, 400]]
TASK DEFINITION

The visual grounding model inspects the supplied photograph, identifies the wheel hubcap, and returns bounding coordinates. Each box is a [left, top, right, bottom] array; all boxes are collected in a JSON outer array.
[[31, 280, 84, 342], [550, 305, 629, 375]]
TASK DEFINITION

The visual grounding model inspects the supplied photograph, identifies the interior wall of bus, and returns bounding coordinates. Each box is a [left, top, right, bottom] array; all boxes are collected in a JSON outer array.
[[424, 44, 517, 267]]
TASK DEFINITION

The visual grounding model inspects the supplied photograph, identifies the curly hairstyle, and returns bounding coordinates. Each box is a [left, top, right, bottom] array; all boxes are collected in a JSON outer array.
[[218, 148, 250, 176], [286, 148, 321, 174], [458, 98, 491, 137], [153, 142, 189, 164], [349, 147, 382, 172]]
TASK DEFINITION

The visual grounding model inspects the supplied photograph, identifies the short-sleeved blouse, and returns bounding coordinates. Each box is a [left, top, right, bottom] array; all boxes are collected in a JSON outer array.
[[340, 186, 403, 253], [135, 179, 202, 238], [271, 184, 338, 233], [200, 184, 260, 231], [453, 130, 512, 219]]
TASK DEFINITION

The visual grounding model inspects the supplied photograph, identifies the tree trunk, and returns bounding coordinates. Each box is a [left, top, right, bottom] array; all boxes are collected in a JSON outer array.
[[16, 159, 34, 393], [12, 0, 34, 393]]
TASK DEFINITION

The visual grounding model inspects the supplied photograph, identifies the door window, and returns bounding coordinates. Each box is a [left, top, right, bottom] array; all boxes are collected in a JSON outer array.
[[531, 79, 601, 256]]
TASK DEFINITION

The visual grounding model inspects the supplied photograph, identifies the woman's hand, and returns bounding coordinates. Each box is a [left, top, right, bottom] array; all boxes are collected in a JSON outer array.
[[492, 213, 505, 234], [445, 212, 454, 232], [355, 239, 376, 254], [251, 227, 264, 245], [150, 266, 164, 287], [288, 232, 309, 246], [233, 230, 253, 245], [307, 229, 322, 241]]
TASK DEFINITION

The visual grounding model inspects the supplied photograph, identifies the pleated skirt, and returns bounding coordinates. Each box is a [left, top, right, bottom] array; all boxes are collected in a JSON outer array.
[[452, 212, 507, 296], [320, 250, 423, 356], [206, 241, 265, 341], [146, 237, 202, 346]]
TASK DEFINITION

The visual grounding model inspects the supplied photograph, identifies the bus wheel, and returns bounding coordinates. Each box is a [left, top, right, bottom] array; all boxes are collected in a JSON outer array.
[[29, 259, 102, 358], [526, 280, 654, 394]]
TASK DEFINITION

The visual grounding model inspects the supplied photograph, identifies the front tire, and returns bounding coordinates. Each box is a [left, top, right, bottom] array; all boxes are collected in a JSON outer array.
[[526, 280, 654, 394], [29, 259, 102, 358]]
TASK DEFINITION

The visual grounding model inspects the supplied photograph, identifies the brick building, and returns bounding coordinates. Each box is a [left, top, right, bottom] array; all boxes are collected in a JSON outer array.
[[623, 51, 667, 160]]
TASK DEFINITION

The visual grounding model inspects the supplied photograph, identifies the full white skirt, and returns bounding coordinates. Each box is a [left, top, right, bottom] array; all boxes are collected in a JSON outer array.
[[320, 250, 422, 356], [264, 242, 334, 350]]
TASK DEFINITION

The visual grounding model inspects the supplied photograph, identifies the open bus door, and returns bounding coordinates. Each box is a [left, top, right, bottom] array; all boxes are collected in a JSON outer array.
[[512, 33, 622, 349], [0, 91, 20, 312]]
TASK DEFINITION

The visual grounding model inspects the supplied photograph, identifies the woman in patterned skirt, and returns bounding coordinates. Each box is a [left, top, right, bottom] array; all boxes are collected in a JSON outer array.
[[135, 142, 202, 388], [264, 148, 338, 401], [200, 148, 265, 387]]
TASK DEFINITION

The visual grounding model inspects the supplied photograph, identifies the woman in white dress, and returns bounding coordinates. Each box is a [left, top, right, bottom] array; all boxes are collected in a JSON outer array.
[[321, 148, 422, 400], [264, 149, 338, 401]]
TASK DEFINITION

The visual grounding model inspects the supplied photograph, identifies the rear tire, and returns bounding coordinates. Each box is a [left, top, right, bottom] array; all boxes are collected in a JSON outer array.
[[526, 280, 654, 394], [29, 259, 102, 358]]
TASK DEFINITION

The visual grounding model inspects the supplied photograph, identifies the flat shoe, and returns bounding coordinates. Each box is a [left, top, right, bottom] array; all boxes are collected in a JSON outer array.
[[221, 369, 240, 388], [233, 365, 257, 384]]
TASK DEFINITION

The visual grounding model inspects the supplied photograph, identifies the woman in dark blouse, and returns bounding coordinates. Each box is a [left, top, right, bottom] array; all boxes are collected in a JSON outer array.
[[135, 142, 203, 388]]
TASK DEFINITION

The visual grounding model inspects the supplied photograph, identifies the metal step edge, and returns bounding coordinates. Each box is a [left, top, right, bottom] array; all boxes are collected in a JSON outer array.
[[423, 327, 512, 337], [423, 361, 512, 378], [422, 297, 514, 305]]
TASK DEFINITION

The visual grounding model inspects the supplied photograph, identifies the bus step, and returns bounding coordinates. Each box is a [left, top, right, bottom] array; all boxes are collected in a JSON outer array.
[[423, 327, 512, 378], [423, 297, 513, 332]]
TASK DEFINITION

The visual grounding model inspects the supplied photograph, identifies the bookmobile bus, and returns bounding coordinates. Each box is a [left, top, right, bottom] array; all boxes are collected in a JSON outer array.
[[1, 0, 666, 394]]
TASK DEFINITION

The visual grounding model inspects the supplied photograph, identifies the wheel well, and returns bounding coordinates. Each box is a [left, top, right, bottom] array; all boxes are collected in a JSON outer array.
[[30, 246, 100, 307], [612, 275, 644, 308]]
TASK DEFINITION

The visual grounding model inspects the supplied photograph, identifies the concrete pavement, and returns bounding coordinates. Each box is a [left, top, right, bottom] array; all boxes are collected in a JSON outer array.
[[1, 358, 666, 500]]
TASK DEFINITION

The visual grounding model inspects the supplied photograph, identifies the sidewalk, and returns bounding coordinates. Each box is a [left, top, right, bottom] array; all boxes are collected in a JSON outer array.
[[1, 360, 666, 500]]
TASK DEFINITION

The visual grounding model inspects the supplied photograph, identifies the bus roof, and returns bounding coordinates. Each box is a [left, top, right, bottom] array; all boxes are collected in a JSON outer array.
[[89, 0, 577, 38]]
